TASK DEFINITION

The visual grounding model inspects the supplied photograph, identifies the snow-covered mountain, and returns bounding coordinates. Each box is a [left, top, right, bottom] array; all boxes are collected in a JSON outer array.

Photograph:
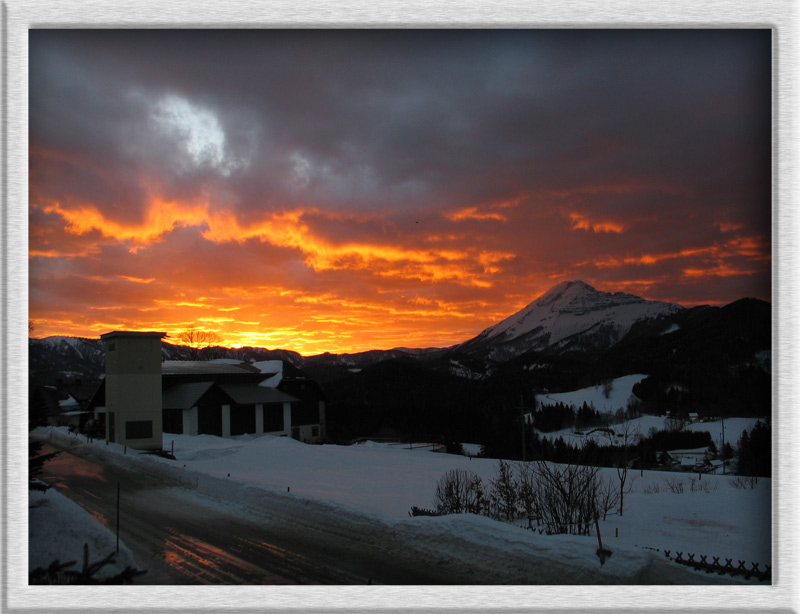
[[456, 280, 684, 360]]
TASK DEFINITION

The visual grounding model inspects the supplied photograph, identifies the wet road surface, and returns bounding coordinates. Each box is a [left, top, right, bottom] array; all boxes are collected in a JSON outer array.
[[36, 445, 446, 584]]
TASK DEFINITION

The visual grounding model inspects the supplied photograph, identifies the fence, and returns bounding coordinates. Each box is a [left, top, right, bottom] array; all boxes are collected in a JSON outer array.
[[661, 549, 771, 582], [518, 522, 771, 582]]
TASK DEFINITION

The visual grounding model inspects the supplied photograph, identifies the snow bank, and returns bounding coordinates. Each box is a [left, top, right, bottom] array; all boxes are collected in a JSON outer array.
[[29, 488, 140, 580]]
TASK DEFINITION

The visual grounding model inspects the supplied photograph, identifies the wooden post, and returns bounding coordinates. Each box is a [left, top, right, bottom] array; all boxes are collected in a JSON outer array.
[[595, 515, 612, 564]]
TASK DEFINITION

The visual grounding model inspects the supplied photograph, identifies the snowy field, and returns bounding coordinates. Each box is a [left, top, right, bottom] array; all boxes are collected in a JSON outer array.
[[29, 426, 771, 590]]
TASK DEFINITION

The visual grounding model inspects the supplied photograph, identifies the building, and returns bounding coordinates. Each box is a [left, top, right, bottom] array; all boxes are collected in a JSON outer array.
[[101, 331, 167, 450], [88, 332, 327, 448], [159, 360, 298, 439], [31, 377, 97, 431], [663, 446, 712, 471]]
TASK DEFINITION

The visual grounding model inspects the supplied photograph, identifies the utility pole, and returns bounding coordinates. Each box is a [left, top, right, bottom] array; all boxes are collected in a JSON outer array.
[[116, 482, 120, 554], [721, 417, 726, 475], [518, 394, 527, 462]]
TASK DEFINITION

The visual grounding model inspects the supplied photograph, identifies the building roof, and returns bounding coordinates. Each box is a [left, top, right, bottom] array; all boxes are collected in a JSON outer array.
[[162, 381, 215, 410], [162, 361, 264, 375], [668, 447, 710, 455], [100, 331, 167, 340], [218, 383, 298, 405]]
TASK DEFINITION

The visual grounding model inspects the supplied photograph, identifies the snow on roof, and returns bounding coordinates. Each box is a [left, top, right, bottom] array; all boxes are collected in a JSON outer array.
[[162, 361, 259, 375], [254, 360, 284, 387], [58, 395, 79, 409]]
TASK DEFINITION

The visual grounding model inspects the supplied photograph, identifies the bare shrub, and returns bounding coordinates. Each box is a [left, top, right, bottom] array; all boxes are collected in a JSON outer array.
[[613, 422, 640, 516], [532, 461, 599, 536], [642, 482, 661, 494], [516, 462, 541, 527], [488, 460, 519, 520], [729, 475, 759, 490], [433, 469, 486, 515], [689, 477, 719, 493], [664, 476, 685, 494], [595, 474, 620, 520]]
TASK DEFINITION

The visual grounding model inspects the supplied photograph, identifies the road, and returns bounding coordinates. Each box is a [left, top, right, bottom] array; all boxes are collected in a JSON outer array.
[[37, 445, 450, 584]]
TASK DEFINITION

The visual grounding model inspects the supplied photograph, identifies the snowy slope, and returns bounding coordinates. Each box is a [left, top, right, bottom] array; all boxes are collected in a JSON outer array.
[[535, 374, 649, 414], [459, 281, 683, 358]]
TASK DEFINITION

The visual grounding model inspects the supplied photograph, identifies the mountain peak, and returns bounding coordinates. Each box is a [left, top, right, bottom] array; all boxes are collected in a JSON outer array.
[[459, 281, 684, 359], [537, 280, 596, 304]]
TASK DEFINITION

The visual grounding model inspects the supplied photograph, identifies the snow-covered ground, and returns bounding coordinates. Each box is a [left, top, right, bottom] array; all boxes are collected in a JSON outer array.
[[29, 426, 771, 589], [29, 487, 140, 582], [532, 375, 767, 452], [535, 373, 649, 414], [537, 414, 765, 450]]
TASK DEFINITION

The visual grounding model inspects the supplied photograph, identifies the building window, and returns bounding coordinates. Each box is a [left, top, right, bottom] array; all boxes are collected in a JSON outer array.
[[125, 420, 153, 439], [108, 342, 116, 351]]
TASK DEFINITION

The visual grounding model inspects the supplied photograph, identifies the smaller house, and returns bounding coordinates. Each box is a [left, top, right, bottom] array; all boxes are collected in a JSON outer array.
[[33, 378, 97, 431], [664, 446, 711, 471]]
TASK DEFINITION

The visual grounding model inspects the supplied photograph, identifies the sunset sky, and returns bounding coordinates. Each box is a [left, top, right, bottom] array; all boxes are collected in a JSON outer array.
[[28, 29, 772, 355]]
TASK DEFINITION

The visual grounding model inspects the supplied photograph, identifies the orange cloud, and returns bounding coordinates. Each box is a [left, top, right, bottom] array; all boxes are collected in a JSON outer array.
[[445, 196, 522, 222], [584, 235, 770, 271], [117, 275, 155, 284], [569, 212, 625, 234], [446, 207, 508, 222], [40, 194, 515, 287], [682, 265, 762, 279], [203, 207, 514, 286], [41, 197, 210, 245]]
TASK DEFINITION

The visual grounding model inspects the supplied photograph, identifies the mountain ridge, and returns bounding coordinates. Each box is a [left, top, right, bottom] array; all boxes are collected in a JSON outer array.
[[29, 281, 768, 385]]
